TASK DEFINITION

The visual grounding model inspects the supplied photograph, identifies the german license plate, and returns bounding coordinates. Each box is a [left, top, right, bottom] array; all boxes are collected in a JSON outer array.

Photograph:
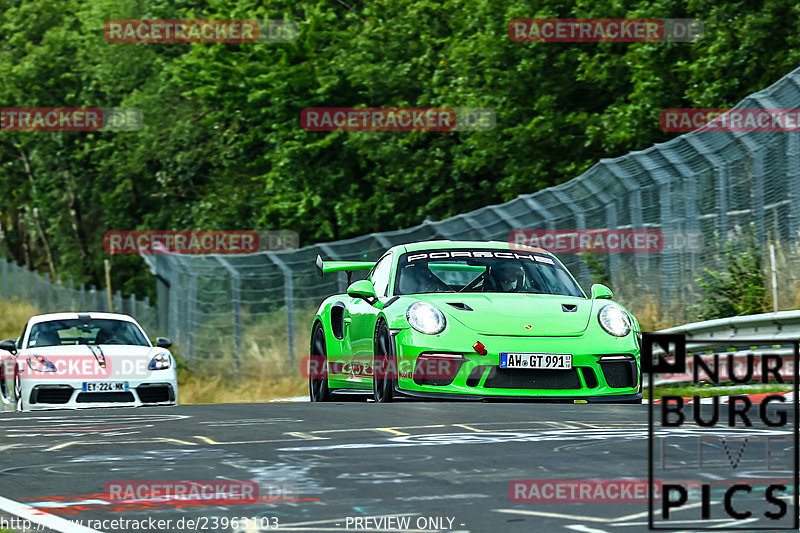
[[82, 381, 129, 392], [499, 353, 572, 369]]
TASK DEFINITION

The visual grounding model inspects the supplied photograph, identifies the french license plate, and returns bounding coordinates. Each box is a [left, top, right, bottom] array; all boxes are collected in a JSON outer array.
[[82, 381, 129, 392], [499, 353, 572, 369]]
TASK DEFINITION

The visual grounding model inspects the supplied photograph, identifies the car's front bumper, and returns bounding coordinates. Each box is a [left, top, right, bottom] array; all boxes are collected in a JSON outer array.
[[392, 328, 641, 400], [20, 378, 178, 410]]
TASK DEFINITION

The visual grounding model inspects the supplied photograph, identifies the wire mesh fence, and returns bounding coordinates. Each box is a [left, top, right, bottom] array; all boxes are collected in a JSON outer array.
[[6, 68, 800, 376], [0, 258, 157, 338], [141, 66, 800, 374]]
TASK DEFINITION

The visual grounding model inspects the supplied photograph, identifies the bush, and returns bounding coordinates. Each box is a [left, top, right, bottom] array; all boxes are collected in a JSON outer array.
[[693, 224, 768, 320]]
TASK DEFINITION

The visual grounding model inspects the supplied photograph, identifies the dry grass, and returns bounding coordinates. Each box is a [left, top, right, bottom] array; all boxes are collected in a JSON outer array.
[[606, 237, 800, 331], [622, 292, 687, 331], [171, 308, 316, 404], [767, 237, 800, 311], [0, 298, 40, 340], [178, 372, 307, 404]]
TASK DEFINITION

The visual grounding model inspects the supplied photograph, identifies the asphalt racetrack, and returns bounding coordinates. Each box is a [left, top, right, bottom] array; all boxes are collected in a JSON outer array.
[[0, 401, 794, 532]]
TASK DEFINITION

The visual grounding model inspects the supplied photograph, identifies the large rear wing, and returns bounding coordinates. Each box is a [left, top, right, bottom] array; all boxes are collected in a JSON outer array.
[[315, 255, 374, 284]]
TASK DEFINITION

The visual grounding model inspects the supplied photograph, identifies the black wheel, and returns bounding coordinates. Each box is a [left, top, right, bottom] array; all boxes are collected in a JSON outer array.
[[14, 368, 22, 412], [373, 323, 396, 403], [309, 323, 331, 402], [0, 358, 7, 401]]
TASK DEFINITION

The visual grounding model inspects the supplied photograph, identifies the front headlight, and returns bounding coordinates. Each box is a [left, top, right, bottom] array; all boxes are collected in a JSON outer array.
[[598, 304, 631, 337], [406, 302, 446, 335], [148, 352, 171, 370], [27, 355, 56, 372]]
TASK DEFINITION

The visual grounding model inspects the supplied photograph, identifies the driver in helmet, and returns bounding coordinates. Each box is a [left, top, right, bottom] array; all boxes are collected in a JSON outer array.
[[492, 262, 524, 292]]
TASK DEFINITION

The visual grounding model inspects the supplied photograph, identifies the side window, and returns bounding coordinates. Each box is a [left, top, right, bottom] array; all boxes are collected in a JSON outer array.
[[370, 255, 393, 297]]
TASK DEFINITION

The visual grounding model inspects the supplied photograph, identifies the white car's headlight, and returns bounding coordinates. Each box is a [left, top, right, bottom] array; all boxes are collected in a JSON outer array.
[[406, 302, 446, 335], [27, 355, 57, 373], [148, 352, 171, 370], [598, 304, 632, 337]]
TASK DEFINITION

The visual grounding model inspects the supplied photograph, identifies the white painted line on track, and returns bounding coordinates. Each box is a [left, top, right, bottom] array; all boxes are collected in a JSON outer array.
[[493, 509, 611, 523], [0, 494, 105, 533], [494, 501, 709, 524]]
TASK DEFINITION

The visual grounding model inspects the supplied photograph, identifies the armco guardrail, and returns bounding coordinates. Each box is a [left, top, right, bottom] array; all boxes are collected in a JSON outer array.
[[648, 310, 800, 385]]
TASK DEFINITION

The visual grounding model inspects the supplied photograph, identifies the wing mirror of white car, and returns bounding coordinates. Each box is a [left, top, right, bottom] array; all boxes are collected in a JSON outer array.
[[155, 337, 173, 349], [590, 283, 613, 299], [0, 339, 17, 354]]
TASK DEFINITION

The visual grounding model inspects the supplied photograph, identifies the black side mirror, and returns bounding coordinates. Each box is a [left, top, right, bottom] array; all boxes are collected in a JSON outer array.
[[155, 337, 172, 349], [0, 339, 16, 354]]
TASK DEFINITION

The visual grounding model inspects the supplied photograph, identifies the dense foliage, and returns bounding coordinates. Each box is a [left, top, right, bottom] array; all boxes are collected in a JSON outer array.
[[693, 225, 769, 320], [1, 0, 799, 299]]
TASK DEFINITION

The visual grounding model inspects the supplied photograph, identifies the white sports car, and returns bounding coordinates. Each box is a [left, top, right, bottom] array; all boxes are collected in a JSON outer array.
[[0, 312, 178, 411]]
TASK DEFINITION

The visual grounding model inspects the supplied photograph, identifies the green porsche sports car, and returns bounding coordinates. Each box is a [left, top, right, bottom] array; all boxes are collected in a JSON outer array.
[[309, 240, 642, 403]]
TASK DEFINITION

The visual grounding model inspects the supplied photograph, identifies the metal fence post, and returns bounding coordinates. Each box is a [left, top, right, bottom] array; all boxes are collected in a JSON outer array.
[[215, 258, 242, 370], [551, 189, 590, 285], [187, 276, 197, 362], [143, 295, 151, 334], [1, 259, 7, 300], [266, 253, 295, 367], [34, 273, 40, 309], [54, 276, 61, 311], [716, 166, 728, 239], [658, 182, 678, 299], [751, 150, 767, 244], [16, 263, 23, 302], [66, 279, 73, 311]]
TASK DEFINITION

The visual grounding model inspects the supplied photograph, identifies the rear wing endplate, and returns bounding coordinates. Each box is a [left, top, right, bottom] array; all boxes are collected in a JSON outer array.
[[315, 255, 374, 284]]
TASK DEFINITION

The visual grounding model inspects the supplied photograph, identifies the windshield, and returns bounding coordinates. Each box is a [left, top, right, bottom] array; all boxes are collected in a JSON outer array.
[[393, 249, 585, 297], [27, 319, 150, 348]]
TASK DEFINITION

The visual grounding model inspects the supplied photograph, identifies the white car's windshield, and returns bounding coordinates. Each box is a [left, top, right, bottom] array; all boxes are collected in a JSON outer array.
[[27, 319, 149, 348], [393, 249, 585, 297]]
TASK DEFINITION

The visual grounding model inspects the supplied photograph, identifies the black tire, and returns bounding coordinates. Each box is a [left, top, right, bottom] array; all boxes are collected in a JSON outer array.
[[309, 323, 332, 402], [0, 358, 7, 401], [14, 368, 22, 412], [373, 323, 396, 403]]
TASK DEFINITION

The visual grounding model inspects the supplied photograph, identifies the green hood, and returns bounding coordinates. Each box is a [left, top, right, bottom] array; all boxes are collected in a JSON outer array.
[[416, 293, 593, 337]]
